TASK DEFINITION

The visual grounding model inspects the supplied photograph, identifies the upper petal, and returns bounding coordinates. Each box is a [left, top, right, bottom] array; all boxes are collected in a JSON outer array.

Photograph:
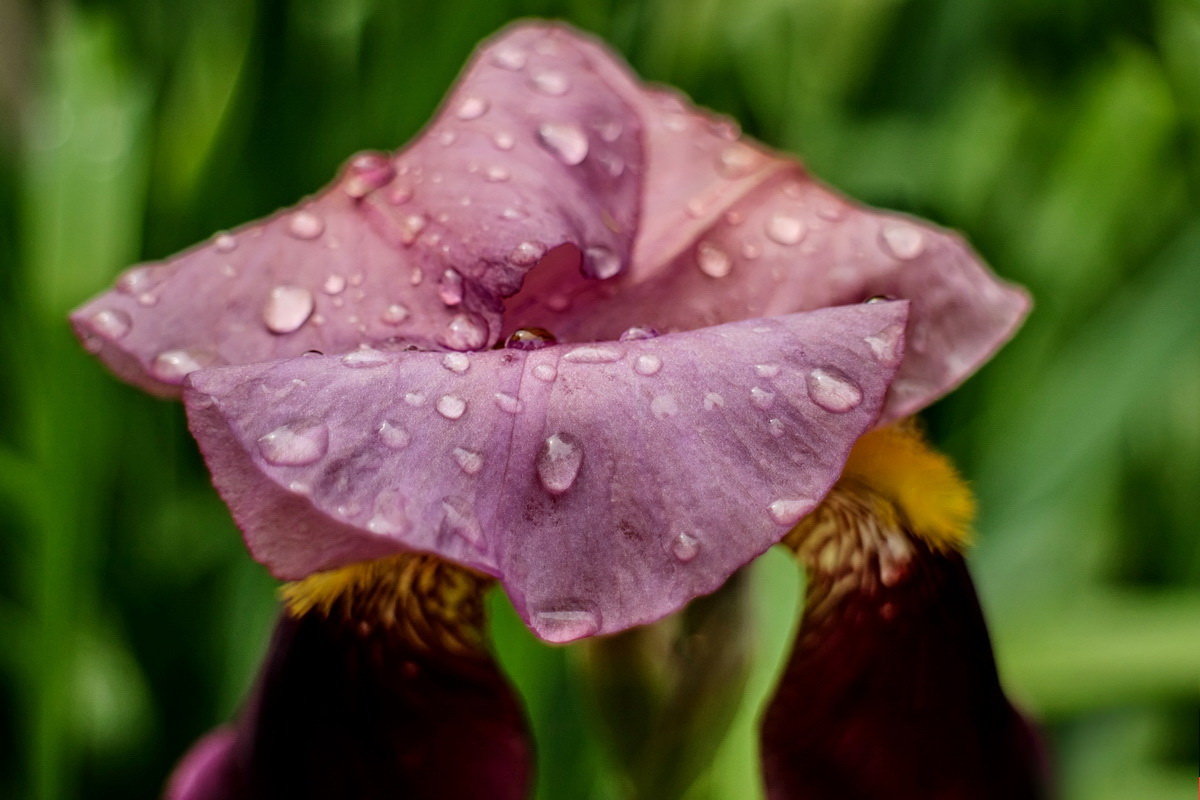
[[183, 302, 907, 641]]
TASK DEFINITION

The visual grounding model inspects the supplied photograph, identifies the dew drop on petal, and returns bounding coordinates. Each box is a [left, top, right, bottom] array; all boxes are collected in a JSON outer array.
[[214, 233, 237, 252], [506, 327, 557, 350], [509, 241, 546, 266], [90, 309, 132, 340], [530, 70, 570, 96], [769, 498, 811, 526], [343, 152, 396, 198], [765, 213, 806, 245], [381, 303, 409, 325], [341, 348, 389, 368], [484, 165, 511, 183], [440, 313, 488, 351], [257, 420, 329, 467], [650, 394, 679, 418], [151, 348, 213, 384], [287, 210, 325, 240], [323, 274, 346, 295], [399, 214, 426, 245], [767, 418, 786, 437], [696, 241, 732, 278], [441, 352, 470, 374], [864, 323, 905, 364], [263, 285, 315, 334], [532, 363, 557, 382], [806, 367, 863, 413], [702, 392, 725, 411], [404, 392, 426, 407], [492, 46, 527, 70], [583, 245, 621, 279], [452, 447, 484, 475], [456, 96, 489, 120], [879, 221, 925, 260], [377, 420, 410, 449], [493, 392, 524, 414], [633, 354, 662, 376], [536, 432, 583, 495], [534, 607, 599, 643], [671, 532, 700, 562], [754, 363, 781, 378], [436, 395, 467, 420], [563, 345, 622, 363], [389, 185, 414, 205], [619, 326, 659, 342], [366, 488, 409, 535], [117, 266, 166, 297], [716, 143, 760, 178], [750, 387, 775, 409], [440, 496, 484, 546], [537, 122, 588, 165], [438, 269, 465, 306], [492, 130, 515, 150]]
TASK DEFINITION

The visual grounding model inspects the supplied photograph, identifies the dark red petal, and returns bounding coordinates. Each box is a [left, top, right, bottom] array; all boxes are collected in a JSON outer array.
[[761, 487, 1048, 800], [183, 303, 907, 641]]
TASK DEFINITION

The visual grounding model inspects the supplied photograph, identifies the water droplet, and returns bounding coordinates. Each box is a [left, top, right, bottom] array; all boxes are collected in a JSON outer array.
[[703, 392, 725, 411], [399, 214, 426, 245], [389, 185, 414, 205], [436, 130, 457, 147], [484, 165, 510, 183], [343, 152, 395, 198], [456, 96, 489, 120], [257, 420, 329, 466], [437, 269, 464, 306], [768, 498, 810, 526], [754, 363, 781, 378], [214, 233, 237, 252], [441, 313, 488, 351], [537, 122, 588, 165], [366, 488, 408, 535], [151, 348, 213, 383], [117, 265, 166, 297], [505, 327, 557, 350], [382, 303, 409, 325], [696, 241, 732, 278], [765, 213, 806, 245], [671, 532, 700, 562], [492, 46, 527, 70], [879, 221, 925, 260], [531, 70, 570, 96], [563, 345, 621, 363], [440, 496, 484, 547], [767, 418, 786, 437], [323, 274, 346, 295], [534, 432, 584, 495], [619, 326, 659, 342], [741, 242, 761, 259], [287, 210, 325, 240], [453, 447, 484, 475], [442, 352, 470, 373], [509, 241, 546, 266], [404, 391, 426, 407], [650, 394, 679, 418], [750, 387, 775, 409], [865, 294, 893, 304], [492, 130, 515, 150], [493, 392, 524, 413], [341, 348, 389, 368], [532, 363, 557, 382], [716, 143, 760, 178], [534, 608, 599, 643], [583, 245, 620, 279], [90, 309, 132, 339], [436, 394, 467, 420], [377, 420, 410, 449], [633, 354, 662, 376], [263, 285, 315, 334], [864, 323, 905, 364], [806, 367, 863, 413]]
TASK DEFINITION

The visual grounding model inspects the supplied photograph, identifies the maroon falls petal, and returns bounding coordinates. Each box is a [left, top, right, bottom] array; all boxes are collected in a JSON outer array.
[[183, 302, 909, 641], [71, 23, 644, 396], [761, 425, 1048, 800], [165, 554, 531, 800]]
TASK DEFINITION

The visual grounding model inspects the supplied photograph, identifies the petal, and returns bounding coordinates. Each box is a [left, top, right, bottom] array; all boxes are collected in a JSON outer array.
[[71, 23, 643, 396], [184, 302, 908, 641], [761, 475, 1048, 799], [165, 555, 531, 800]]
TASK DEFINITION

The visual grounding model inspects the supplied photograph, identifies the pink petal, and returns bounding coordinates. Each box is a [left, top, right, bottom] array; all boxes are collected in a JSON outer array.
[[184, 302, 908, 641]]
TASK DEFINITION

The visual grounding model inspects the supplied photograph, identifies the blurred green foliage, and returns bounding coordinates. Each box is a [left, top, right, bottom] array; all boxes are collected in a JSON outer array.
[[1, 0, 1197, 798]]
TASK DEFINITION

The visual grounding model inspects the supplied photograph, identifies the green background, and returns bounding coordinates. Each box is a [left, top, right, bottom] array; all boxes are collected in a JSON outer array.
[[1, 0, 1197, 797]]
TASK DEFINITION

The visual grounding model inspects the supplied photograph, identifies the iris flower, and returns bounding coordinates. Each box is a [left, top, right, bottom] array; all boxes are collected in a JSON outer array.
[[72, 21, 1045, 800]]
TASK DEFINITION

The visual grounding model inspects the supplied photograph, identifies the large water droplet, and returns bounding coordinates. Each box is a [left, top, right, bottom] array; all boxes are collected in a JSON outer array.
[[765, 213, 806, 245], [90, 309, 132, 340], [456, 96, 489, 120], [696, 241, 732, 278], [530, 70, 570, 96], [440, 496, 484, 546], [438, 269, 465, 306], [534, 607, 599, 643], [563, 345, 622, 363], [671, 532, 700, 562], [287, 210, 325, 240], [583, 245, 620, 279], [377, 420, 411, 449], [441, 313, 488, 351], [151, 348, 214, 384], [536, 432, 583, 495], [441, 352, 470, 374], [768, 498, 811, 526], [537, 122, 588, 165], [505, 327, 557, 350], [257, 420, 329, 466], [806, 367, 863, 413], [879, 221, 925, 260], [453, 447, 484, 475], [633, 354, 662, 376], [436, 395, 467, 420], [263, 285, 315, 334]]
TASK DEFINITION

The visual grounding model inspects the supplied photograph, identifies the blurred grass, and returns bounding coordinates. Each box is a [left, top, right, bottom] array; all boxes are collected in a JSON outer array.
[[1, 0, 1197, 798]]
